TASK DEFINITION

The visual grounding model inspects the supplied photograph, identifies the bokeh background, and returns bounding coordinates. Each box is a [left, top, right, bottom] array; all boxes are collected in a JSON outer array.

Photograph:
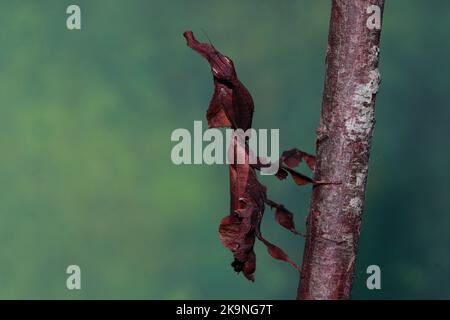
[[0, 0, 449, 299]]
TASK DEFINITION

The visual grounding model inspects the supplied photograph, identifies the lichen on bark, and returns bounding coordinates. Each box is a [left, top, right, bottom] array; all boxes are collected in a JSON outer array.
[[298, 0, 385, 300]]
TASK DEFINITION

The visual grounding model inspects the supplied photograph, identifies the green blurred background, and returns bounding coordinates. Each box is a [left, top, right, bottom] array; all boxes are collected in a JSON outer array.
[[0, 0, 449, 299]]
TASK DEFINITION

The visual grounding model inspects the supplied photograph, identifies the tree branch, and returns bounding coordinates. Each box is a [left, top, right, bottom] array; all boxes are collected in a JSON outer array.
[[298, 0, 385, 300]]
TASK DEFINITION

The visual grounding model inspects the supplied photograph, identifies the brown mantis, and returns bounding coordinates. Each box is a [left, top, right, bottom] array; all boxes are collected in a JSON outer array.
[[183, 31, 331, 281]]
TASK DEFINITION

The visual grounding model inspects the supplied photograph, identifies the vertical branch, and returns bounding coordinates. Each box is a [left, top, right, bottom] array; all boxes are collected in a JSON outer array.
[[298, 0, 385, 299]]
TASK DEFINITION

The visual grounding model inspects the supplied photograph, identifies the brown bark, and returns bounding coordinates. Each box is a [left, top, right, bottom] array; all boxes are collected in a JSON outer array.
[[298, 0, 385, 299]]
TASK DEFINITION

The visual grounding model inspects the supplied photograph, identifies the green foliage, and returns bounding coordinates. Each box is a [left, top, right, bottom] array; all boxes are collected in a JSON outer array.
[[0, 0, 449, 299]]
